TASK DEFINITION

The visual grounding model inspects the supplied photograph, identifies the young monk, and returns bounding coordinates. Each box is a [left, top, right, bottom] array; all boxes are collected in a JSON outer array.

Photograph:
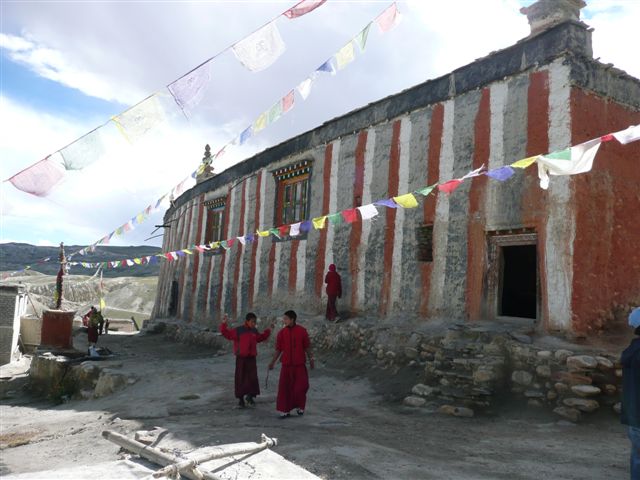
[[220, 313, 272, 408], [268, 310, 314, 418]]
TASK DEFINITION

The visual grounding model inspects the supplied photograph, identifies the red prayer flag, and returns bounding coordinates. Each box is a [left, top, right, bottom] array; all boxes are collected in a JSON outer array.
[[375, 3, 400, 33], [600, 134, 615, 142], [342, 208, 358, 223], [283, 0, 327, 19], [165, 253, 174, 262], [283, 90, 295, 113], [278, 225, 290, 236], [437, 179, 463, 194], [8, 155, 66, 197], [227, 238, 236, 248]]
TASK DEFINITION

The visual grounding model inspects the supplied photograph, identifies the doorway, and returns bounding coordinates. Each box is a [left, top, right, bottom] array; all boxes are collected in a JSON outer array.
[[499, 244, 537, 319], [169, 281, 179, 316]]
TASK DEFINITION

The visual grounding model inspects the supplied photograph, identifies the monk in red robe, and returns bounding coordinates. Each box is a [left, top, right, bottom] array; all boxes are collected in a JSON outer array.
[[220, 313, 272, 408], [268, 310, 314, 418], [324, 264, 342, 322]]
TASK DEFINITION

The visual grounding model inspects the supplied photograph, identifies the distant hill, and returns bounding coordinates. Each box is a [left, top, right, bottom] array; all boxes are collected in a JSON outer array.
[[0, 243, 162, 278]]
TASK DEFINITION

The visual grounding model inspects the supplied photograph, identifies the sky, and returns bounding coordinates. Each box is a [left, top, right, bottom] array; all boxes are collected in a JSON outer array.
[[1, 0, 638, 256]]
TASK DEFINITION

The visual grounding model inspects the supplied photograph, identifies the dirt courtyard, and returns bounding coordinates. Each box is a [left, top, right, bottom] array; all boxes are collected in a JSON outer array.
[[0, 328, 630, 479]]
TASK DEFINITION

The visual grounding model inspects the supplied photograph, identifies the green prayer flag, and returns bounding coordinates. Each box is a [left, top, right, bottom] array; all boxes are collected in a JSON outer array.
[[543, 148, 571, 160], [415, 184, 437, 196], [355, 23, 371, 52], [328, 212, 343, 225]]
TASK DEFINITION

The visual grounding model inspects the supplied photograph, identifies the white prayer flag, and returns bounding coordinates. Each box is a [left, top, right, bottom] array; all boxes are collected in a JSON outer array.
[[612, 124, 640, 145], [357, 203, 378, 220], [536, 139, 602, 189], [461, 164, 485, 180], [60, 128, 107, 170], [112, 94, 166, 143], [168, 60, 213, 116], [232, 22, 286, 72], [296, 77, 314, 100], [290, 222, 302, 236], [237, 236, 246, 245]]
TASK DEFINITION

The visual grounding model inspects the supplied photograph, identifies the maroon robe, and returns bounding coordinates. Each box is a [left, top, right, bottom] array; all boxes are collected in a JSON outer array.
[[324, 265, 342, 321], [221, 322, 270, 399], [275, 324, 311, 413]]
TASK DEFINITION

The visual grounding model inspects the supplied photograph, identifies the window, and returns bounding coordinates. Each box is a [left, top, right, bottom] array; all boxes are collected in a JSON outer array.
[[416, 224, 434, 262], [203, 197, 226, 245], [273, 161, 312, 226]]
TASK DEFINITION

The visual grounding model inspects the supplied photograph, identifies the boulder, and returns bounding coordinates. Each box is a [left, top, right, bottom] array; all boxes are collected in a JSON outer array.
[[562, 398, 600, 412], [536, 350, 552, 360], [411, 384, 435, 397], [512, 370, 533, 386], [403, 396, 426, 408], [536, 365, 551, 378], [554, 349, 573, 362], [570, 385, 601, 397], [595, 356, 614, 369], [566, 355, 598, 370]]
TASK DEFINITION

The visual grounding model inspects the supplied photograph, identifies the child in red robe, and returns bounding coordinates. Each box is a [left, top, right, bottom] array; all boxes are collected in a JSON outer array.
[[220, 313, 272, 408], [268, 310, 314, 418]]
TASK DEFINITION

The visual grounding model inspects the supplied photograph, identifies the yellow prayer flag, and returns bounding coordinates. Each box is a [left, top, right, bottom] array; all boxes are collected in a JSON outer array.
[[99, 298, 106, 310], [393, 193, 418, 208], [253, 112, 268, 133], [182, 249, 193, 255], [335, 42, 355, 70], [133, 258, 142, 264], [136, 213, 145, 224], [312, 216, 327, 230], [511, 156, 538, 169], [257, 230, 270, 237]]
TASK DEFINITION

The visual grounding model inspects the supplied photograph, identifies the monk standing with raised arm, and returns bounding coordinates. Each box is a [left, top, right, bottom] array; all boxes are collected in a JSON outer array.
[[220, 313, 272, 408], [268, 310, 314, 418]]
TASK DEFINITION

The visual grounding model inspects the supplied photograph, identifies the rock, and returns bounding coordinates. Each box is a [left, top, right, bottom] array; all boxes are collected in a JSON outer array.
[[552, 371, 592, 385], [528, 399, 543, 408], [135, 427, 167, 445], [570, 385, 601, 397], [604, 384, 617, 395], [94, 370, 130, 398], [536, 350, 552, 359], [385, 351, 396, 359], [613, 402, 621, 414], [536, 365, 551, 378], [615, 369, 622, 377], [510, 333, 532, 344], [554, 382, 570, 394], [438, 405, 474, 418], [554, 349, 573, 362], [404, 347, 418, 359], [546, 390, 558, 401], [512, 370, 533, 386], [563, 398, 599, 412], [473, 368, 498, 383], [376, 350, 384, 360], [553, 406, 581, 422], [411, 384, 434, 397], [524, 389, 544, 398], [403, 395, 426, 408], [595, 356, 614, 369], [566, 355, 598, 370]]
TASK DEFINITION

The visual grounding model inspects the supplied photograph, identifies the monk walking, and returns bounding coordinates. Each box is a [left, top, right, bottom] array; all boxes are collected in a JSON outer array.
[[324, 264, 342, 322], [268, 310, 314, 418], [220, 313, 272, 408]]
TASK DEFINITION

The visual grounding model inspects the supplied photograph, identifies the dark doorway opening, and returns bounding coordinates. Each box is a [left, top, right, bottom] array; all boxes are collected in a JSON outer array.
[[169, 281, 179, 316], [500, 245, 537, 319]]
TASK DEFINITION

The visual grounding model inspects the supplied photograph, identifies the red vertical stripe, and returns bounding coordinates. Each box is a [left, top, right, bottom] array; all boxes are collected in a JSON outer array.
[[524, 70, 550, 327], [177, 202, 194, 319], [466, 89, 490, 320], [267, 243, 276, 296], [216, 191, 232, 314], [232, 182, 246, 317], [248, 171, 262, 308], [420, 104, 444, 316], [380, 120, 401, 315], [315, 143, 333, 296], [350, 131, 367, 310]]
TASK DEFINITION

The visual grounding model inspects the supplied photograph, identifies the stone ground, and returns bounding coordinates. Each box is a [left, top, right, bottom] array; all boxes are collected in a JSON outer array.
[[0, 329, 630, 479]]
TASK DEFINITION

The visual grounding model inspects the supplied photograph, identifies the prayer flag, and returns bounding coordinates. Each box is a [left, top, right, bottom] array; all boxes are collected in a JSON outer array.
[[415, 184, 437, 196], [232, 22, 285, 72], [486, 166, 515, 181], [393, 193, 418, 208], [283, 0, 327, 19], [269, 228, 281, 239], [461, 165, 486, 180], [296, 77, 314, 100], [112, 94, 166, 143], [59, 128, 106, 170], [257, 230, 270, 237], [342, 208, 358, 223], [134, 258, 142, 265], [168, 60, 212, 115], [290, 222, 302, 236], [227, 238, 236, 248], [268, 101, 283, 124], [316, 59, 336, 75], [240, 126, 253, 145], [100, 298, 106, 310], [245, 234, 255, 243], [300, 220, 312, 232], [254, 112, 268, 132], [335, 42, 355, 70], [612, 124, 640, 144], [328, 212, 343, 225], [312, 216, 327, 229], [136, 212, 146, 224], [357, 204, 378, 220], [511, 156, 538, 169], [536, 139, 601, 189], [355, 23, 371, 52], [374, 198, 398, 208], [282, 90, 295, 113], [149, 256, 158, 264], [278, 225, 289, 237], [438, 179, 463, 194], [176, 251, 186, 257], [237, 236, 246, 245], [375, 3, 401, 33], [220, 241, 229, 250], [7, 154, 66, 197], [195, 245, 205, 252], [182, 249, 193, 254]]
